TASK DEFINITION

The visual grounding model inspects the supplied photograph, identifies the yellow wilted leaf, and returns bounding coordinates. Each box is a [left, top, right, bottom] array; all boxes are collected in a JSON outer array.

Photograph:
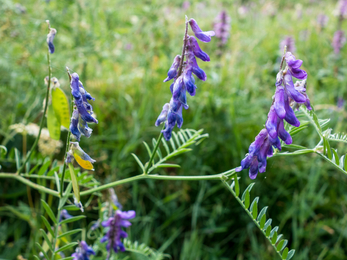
[[47, 103, 61, 140], [73, 152, 94, 170], [52, 87, 70, 129]]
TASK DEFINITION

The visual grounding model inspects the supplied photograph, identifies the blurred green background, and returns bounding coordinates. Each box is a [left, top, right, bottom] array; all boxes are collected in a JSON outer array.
[[1, 0, 347, 259]]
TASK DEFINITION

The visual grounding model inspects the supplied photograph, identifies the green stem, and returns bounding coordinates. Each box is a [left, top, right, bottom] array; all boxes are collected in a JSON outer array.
[[51, 198, 62, 260], [144, 130, 163, 174], [221, 179, 283, 260], [79, 169, 236, 197], [0, 173, 59, 197], [60, 96, 73, 196], [17, 51, 52, 174]]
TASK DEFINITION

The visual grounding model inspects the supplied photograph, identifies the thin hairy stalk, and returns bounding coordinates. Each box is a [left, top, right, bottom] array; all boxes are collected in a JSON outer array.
[[17, 51, 52, 174], [177, 16, 189, 76], [0, 170, 235, 197], [80, 169, 236, 197], [221, 180, 283, 260], [144, 129, 163, 174]]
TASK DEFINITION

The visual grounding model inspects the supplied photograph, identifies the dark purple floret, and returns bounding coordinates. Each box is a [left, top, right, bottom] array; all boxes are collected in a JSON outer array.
[[164, 55, 181, 82], [101, 210, 136, 257], [189, 36, 210, 61], [236, 51, 311, 179], [71, 241, 95, 260], [189, 18, 215, 42]]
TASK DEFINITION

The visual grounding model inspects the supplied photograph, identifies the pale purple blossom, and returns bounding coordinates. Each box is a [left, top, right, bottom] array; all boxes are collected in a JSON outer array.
[[214, 11, 231, 46], [280, 36, 296, 54], [332, 30, 346, 54]]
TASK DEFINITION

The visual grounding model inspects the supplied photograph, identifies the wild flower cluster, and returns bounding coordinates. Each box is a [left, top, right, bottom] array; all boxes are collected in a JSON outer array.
[[155, 18, 215, 140], [332, 0, 347, 54], [236, 51, 311, 179], [65, 72, 97, 171]]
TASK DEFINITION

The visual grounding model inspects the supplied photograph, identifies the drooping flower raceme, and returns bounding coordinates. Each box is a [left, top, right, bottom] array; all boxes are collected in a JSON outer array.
[[71, 241, 95, 260], [101, 210, 136, 256], [47, 27, 57, 54], [65, 72, 97, 171], [236, 52, 311, 179], [155, 18, 215, 141]]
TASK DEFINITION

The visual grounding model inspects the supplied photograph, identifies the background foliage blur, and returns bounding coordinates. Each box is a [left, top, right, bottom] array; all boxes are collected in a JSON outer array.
[[1, 0, 347, 259]]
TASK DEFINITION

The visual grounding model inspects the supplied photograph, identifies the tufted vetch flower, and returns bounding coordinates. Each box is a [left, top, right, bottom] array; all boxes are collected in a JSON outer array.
[[236, 52, 311, 179], [155, 18, 214, 141], [101, 210, 136, 256]]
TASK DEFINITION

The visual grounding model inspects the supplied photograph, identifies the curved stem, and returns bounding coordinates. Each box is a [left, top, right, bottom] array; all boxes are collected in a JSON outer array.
[[0, 173, 59, 197], [79, 169, 236, 197], [17, 51, 52, 174]]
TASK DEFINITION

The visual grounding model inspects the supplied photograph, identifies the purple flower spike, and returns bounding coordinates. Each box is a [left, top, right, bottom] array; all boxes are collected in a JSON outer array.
[[189, 18, 215, 42], [47, 28, 57, 54], [70, 73, 98, 124], [189, 36, 210, 61], [236, 51, 311, 179], [101, 210, 135, 256], [164, 55, 181, 82], [71, 241, 95, 260], [156, 17, 214, 140]]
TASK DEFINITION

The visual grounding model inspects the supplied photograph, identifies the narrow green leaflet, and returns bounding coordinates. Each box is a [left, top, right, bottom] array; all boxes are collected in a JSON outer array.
[[60, 215, 86, 225], [41, 199, 58, 224], [47, 102, 61, 140], [58, 228, 82, 239], [40, 229, 53, 252], [41, 216, 55, 236], [55, 242, 78, 253], [52, 87, 70, 129]]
